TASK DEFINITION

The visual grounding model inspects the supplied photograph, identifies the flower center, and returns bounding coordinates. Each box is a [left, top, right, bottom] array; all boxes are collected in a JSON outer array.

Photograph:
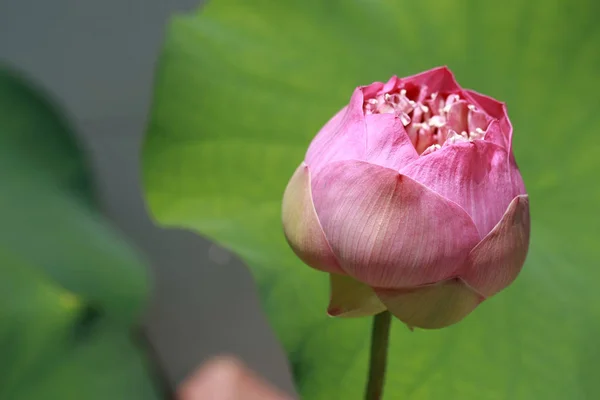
[[364, 89, 490, 155]]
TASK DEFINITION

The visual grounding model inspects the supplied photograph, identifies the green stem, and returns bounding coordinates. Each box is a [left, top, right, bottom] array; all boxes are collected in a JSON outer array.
[[364, 311, 392, 400]]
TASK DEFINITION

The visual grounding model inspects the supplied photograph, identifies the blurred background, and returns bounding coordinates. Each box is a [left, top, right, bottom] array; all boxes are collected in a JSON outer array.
[[0, 0, 294, 396], [2, 0, 599, 399]]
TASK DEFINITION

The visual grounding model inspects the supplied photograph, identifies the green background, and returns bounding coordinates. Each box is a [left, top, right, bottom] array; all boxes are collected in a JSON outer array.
[[142, 0, 600, 398], [0, 68, 159, 399]]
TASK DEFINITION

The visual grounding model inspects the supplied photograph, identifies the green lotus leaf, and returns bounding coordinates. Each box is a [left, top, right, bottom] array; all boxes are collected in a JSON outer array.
[[143, 1, 600, 398]]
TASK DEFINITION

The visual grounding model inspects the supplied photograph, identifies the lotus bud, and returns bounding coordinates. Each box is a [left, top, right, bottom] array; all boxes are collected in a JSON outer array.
[[282, 67, 529, 329]]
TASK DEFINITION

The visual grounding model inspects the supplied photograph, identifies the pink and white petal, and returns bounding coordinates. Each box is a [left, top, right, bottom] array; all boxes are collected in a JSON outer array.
[[401, 66, 462, 97], [380, 75, 401, 94], [401, 141, 520, 237], [462, 195, 530, 297], [510, 160, 526, 198], [445, 100, 470, 133], [480, 120, 508, 150], [311, 160, 480, 288], [462, 89, 513, 147], [363, 113, 419, 170], [375, 279, 483, 329], [282, 163, 343, 274], [461, 89, 507, 121], [362, 81, 386, 98], [305, 88, 366, 174], [468, 107, 492, 133], [327, 274, 387, 318]]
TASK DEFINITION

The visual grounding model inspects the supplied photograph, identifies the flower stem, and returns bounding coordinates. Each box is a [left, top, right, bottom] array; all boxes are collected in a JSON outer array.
[[365, 311, 392, 400]]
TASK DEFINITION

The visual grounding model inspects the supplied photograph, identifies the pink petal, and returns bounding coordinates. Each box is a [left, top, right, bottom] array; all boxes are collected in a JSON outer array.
[[380, 75, 400, 94], [282, 163, 343, 274], [462, 195, 530, 297], [468, 107, 492, 133], [509, 157, 526, 197], [401, 141, 524, 237], [305, 88, 366, 175], [446, 100, 469, 133], [480, 120, 508, 149], [462, 89, 513, 148], [311, 160, 480, 288], [363, 113, 419, 170], [375, 278, 483, 329], [401, 66, 462, 97], [362, 80, 386, 98], [462, 89, 506, 120], [327, 274, 386, 318]]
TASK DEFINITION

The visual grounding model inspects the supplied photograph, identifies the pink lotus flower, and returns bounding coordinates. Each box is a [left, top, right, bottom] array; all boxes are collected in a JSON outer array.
[[282, 67, 530, 329]]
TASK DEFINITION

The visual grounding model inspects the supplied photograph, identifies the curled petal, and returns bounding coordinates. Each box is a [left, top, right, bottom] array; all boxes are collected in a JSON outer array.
[[445, 100, 469, 133], [327, 274, 386, 318], [380, 75, 401, 94], [462, 89, 513, 147], [463, 195, 530, 297], [401, 141, 523, 237], [282, 163, 343, 274], [363, 113, 419, 170], [468, 107, 491, 133], [481, 120, 508, 150], [375, 279, 483, 329], [311, 160, 480, 288], [305, 88, 366, 175], [401, 66, 462, 97], [362, 80, 386, 99], [462, 89, 507, 121]]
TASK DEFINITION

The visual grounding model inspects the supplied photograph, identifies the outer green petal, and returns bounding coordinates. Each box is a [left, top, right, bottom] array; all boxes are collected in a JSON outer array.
[[327, 274, 386, 318], [375, 279, 483, 329], [282, 162, 343, 274]]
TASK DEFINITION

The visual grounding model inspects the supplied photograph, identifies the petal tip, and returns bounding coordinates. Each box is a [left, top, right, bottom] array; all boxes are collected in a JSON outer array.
[[327, 274, 387, 318], [327, 307, 343, 317], [463, 194, 530, 297], [402, 66, 461, 94]]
